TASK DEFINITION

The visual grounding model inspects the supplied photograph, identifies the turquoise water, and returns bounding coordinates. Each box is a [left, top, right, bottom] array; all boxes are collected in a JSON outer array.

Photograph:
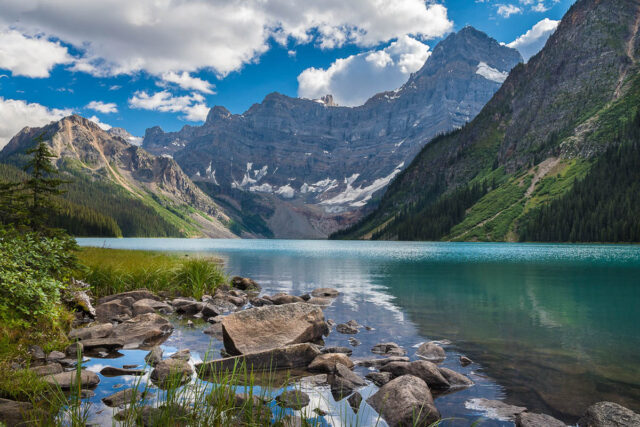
[[77, 239, 640, 424]]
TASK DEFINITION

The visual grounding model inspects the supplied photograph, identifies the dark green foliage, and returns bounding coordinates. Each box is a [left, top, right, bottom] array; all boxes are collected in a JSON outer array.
[[519, 112, 640, 242], [50, 198, 123, 237]]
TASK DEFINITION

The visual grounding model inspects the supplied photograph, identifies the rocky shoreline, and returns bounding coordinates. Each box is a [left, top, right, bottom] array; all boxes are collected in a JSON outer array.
[[3, 277, 639, 426]]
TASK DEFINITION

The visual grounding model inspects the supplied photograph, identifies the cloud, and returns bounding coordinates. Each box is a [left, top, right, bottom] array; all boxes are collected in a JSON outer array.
[[297, 35, 430, 106], [128, 90, 208, 121], [508, 18, 559, 61], [86, 100, 118, 114], [159, 72, 215, 94], [0, 0, 452, 78], [0, 97, 71, 148], [497, 4, 523, 18], [88, 115, 112, 130], [0, 29, 72, 77]]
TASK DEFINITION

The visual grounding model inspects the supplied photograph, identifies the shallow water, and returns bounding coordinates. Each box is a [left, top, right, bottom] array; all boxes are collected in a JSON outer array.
[[77, 239, 640, 425]]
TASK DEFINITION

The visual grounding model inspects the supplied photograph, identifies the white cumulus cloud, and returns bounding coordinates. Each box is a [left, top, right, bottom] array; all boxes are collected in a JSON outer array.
[[86, 100, 118, 114], [497, 4, 523, 18], [0, 98, 72, 148], [128, 90, 208, 122], [508, 18, 559, 61], [88, 115, 112, 130], [298, 35, 431, 106], [0, 29, 72, 77], [0, 0, 452, 78], [159, 72, 215, 94]]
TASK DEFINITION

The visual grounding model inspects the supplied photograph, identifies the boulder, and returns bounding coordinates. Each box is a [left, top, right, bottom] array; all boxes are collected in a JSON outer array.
[[348, 337, 361, 346], [0, 398, 35, 426], [28, 345, 46, 363], [367, 375, 440, 427], [120, 297, 135, 308], [111, 313, 174, 347], [336, 323, 358, 334], [438, 367, 473, 388], [355, 356, 410, 368], [311, 288, 339, 298], [197, 343, 321, 377], [150, 359, 193, 387], [170, 349, 191, 361], [30, 363, 63, 376], [460, 355, 473, 366], [276, 390, 310, 409], [578, 401, 640, 427], [321, 346, 352, 356], [145, 347, 163, 366], [171, 299, 203, 315], [306, 297, 333, 306], [249, 297, 273, 307], [98, 290, 160, 305], [100, 366, 146, 377], [416, 342, 445, 363], [221, 303, 328, 355], [328, 363, 366, 400], [308, 353, 354, 373], [43, 370, 100, 389], [132, 301, 155, 316], [65, 342, 83, 358], [95, 300, 132, 323], [71, 289, 96, 317], [102, 388, 144, 407], [464, 398, 527, 421], [266, 293, 305, 305], [371, 342, 406, 357], [136, 299, 172, 314], [231, 276, 261, 291], [365, 371, 392, 387], [47, 351, 66, 362], [517, 412, 566, 427], [381, 361, 450, 390], [348, 392, 362, 413], [81, 337, 125, 352], [68, 323, 113, 341]]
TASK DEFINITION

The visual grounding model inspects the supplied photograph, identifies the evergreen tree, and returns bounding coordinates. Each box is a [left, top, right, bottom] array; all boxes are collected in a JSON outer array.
[[23, 137, 68, 231], [0, 180, 28, 227]]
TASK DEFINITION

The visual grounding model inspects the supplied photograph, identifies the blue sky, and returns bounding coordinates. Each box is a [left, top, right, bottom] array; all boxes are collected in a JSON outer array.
[[0, 0, 574, 146]]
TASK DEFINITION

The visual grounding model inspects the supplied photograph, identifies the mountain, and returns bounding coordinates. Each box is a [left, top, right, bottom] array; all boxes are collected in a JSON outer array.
[[143, 27, 523, 238], [0, 115, 236, 238], [334, 0, 640, 242]]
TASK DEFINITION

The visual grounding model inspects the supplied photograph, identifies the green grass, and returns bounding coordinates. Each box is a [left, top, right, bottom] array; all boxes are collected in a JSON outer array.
[[76, 248, 227, 299]]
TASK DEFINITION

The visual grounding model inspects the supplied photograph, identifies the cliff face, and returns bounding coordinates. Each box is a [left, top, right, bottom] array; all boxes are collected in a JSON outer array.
[[338, 0, 640, 241], [142, 27, 522, 238], [1, 115, 236, 238]]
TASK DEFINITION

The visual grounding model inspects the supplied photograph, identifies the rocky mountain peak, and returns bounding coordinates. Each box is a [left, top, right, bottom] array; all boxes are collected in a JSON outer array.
[[205, 106, 232, 125]]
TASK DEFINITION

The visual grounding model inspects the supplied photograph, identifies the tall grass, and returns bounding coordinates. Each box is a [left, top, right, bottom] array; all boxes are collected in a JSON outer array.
[[76, 248, 227, 299]]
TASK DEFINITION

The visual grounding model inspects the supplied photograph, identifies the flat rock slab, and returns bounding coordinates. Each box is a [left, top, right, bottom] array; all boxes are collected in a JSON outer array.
[[367, 375, 440, 427], [578, 401, 640, 427], [30, 363, 63, 376], [100, 366, 146, 377], [98, 290, 160, 305], [112, 313, 174, 347], [276, 390, 310, 409], [517, 412, 566, 427], [102, 388, 144, 407], [197, 343, 321, 378], [465, 398, 527, 421], [221, 303, 328, 355], [81, 337, 125, 352], [0, 398, 35, 426], [69, 323, 113, 341], [43, 370, 100, 390]]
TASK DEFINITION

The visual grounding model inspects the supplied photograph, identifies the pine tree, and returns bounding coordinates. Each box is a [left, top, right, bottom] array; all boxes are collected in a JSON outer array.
[[23, 136, 68, 232]]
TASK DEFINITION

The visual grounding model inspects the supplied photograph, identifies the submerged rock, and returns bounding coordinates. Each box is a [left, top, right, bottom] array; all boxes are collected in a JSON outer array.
[[416, 342, 445, 363], [460, 355, 473, 366], [438, 367, 473, 388], [517, 412, 566, 427], [221, 303, 328, 355], [102, 388, 144, 407], [336, 323, 358, 334], [365, 371, 392, 387], [371, 342, 406, 357], [265, 293, 305, 305], [311, 288, 339, 298], [321, 346, 353, 356], [380, 361, 450, 390], [348, 337, 361, 347], [231, 276, 261, 292], [100, 366, 145, 377], [145, 347, 163, 366], [348, 391, 363, 414], [578, 401, 640, 427], [367, 375, 440, 427], [328, 363, 366, 400], [276, 390, 310, 409], [464, 398, 527, 421]]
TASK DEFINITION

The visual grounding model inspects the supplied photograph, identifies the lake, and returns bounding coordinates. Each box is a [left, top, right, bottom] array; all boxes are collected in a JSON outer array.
[[77, 238, 640, 425]]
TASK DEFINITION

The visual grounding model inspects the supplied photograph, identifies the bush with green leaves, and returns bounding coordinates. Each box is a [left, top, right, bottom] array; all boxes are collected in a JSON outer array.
[[0, 230, 78, 326]]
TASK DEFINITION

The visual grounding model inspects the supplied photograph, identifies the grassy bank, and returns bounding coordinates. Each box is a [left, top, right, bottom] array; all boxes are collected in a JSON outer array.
[[76, 247, 227, 300]]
